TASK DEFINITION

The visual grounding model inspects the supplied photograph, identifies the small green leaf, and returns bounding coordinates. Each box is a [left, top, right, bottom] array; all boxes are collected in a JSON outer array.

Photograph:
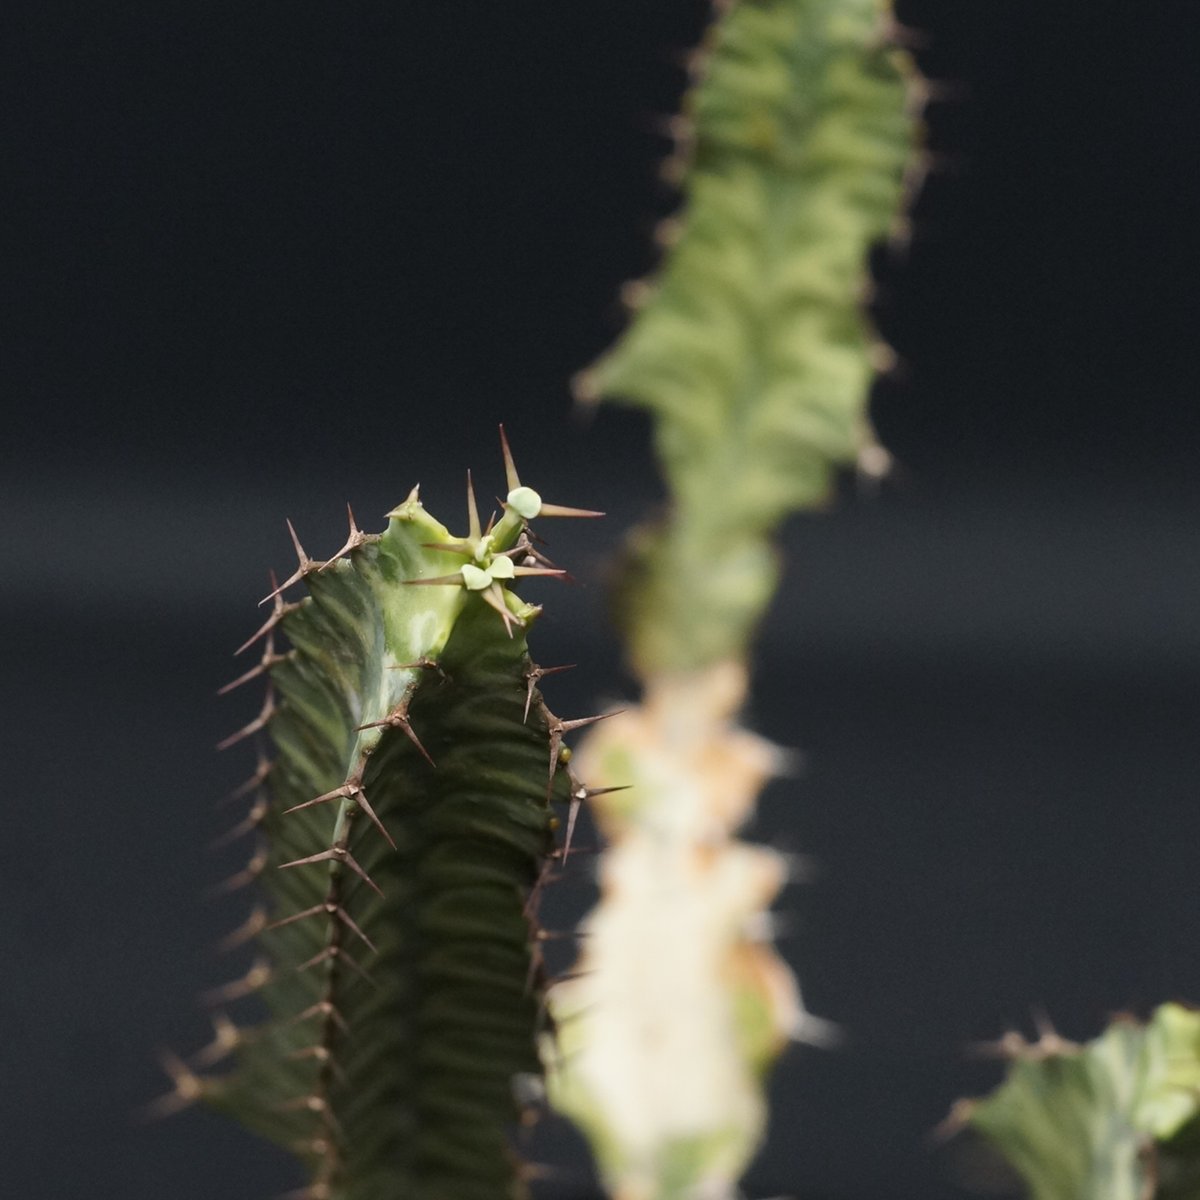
[[506, 486, 542, 520], [461, 562, 492, 591]]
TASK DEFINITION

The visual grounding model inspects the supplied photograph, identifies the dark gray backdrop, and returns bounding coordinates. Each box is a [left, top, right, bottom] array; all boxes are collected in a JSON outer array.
[[3, 3, 1199, 1197]]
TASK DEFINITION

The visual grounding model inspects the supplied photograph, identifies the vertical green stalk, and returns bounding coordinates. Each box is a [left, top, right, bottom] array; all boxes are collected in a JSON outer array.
[[164, 440, 604, 1200], [550, 2, 916, 1197]]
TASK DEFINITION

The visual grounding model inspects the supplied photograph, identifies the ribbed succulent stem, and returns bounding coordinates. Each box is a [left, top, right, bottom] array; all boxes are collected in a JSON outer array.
[[168, 440, 602, 1200], [551, 2, 918, 1197], [951, 1005, 1200, 1200]]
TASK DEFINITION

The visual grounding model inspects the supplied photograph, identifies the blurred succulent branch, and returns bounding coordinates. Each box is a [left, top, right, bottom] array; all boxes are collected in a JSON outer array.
[[953, 1004, 1200, 1200], [551, 1, 919, 1197]]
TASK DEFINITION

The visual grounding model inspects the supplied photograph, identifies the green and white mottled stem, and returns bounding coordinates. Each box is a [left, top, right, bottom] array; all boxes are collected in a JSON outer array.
[[953, 1005, 1200, 1200], [551, 1, 917, 1196]]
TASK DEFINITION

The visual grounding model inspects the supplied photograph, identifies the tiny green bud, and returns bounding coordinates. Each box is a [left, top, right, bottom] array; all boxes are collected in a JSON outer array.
[[507, 486, 542, 520], [460, 563, 492, 591], [488, 556, 515, 581]]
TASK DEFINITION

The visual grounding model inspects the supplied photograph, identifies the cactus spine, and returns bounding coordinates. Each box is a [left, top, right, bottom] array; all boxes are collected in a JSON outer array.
[[550, 2, 915, 1197], [951, 1005, 1200, 1200], [168, 436, 603, 1200]]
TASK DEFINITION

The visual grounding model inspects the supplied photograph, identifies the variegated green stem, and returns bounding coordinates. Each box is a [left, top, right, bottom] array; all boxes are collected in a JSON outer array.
[[954, 1005, 1200, 1200], [580, 0, 914, 678], [165, 440, 603, 1200], [554, 2, 918, 1197]]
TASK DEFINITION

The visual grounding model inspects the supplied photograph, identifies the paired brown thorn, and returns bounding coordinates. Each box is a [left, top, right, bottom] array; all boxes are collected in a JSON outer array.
[[479, 581, 520, 638], [287, 999, 348, 1034], [216, 654, 282, 696], [552, 783, 615, 863], [356, 704, 435, 768], [222, 748, 272, 807], [297, 944, 377, 985], [569, 783, 630, 805], [281, 787, 344, 817], [390, 655, 447, 682], [215, 905, 267, 951], [498, 424, 604, 519], [523, 663, 575, 723], [218, 627, 288, 695], [501, 536, 578, 586], [285, 774, 397, 848], [202, 959, 272, 1005], [216, 685, 277, 751], [543, 709, 622, 798], [318, 503, 375, 572], [236, 590, 301, 656], [260, 521, 324, 605], [209, 797, 267, 848], [503, 534, 561, 572], [279, 846, 384, 897], [208, 847, 268, 895], [268, 901, 378, 954], [276, 1096, 345, 1144], [190, 1013, 241, 1068], [966, 1012, 1077, 1062], [144, 1050, 206, 1118]]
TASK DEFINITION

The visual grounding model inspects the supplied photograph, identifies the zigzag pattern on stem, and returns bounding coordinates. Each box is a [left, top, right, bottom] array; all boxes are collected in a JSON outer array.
[[159, 433, 606, 1200]]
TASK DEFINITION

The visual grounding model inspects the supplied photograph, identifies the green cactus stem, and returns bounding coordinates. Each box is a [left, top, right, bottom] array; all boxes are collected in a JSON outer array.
[[577, 0, 915, 679], [164, 435, 603, 1200], [552, 2, 918, 1197], [951, 1004, 1200, 1200]]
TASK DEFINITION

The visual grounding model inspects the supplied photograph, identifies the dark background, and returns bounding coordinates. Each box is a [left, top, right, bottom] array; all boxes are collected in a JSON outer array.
[[3, 2, 1199, 1197]]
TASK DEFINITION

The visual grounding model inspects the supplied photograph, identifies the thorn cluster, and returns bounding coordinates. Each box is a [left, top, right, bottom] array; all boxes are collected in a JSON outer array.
[[404, 427, 600, 637]]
